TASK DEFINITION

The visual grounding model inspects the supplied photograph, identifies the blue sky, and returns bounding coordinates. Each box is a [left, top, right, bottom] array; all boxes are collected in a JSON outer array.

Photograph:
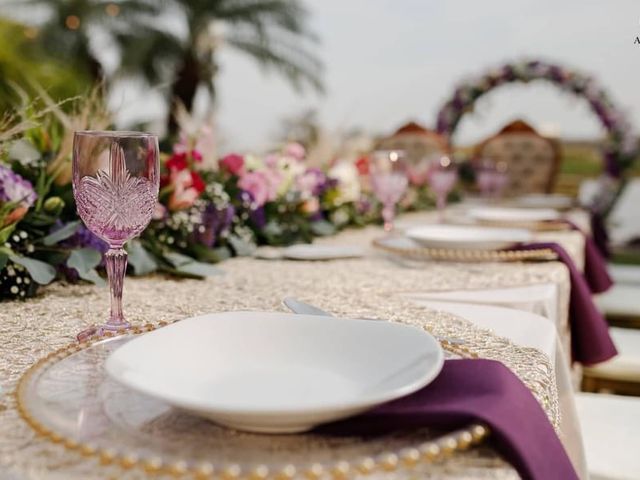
[[114, 0, 640, 152]]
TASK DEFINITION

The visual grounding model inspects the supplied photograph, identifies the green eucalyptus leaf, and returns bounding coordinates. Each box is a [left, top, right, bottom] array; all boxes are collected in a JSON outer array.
[[42, 221, 80, 246], [9, 254, 56, 285], [127, 240, 158, 276], [67, 248, 105, 286], [0, 251, 8, 270], [227, 235, 255, 257], [310, 220, 336, 237], [175, 260, 222, 277], [164, 252, 196, 267], [0, 224, 16, 244], [190, 244, 228, 263], [263, 221, 282, 237], [164, 252, 222, 277], [77, 268, 106, 286]]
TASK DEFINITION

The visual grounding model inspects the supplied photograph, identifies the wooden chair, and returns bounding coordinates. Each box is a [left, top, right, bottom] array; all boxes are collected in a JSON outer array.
[[582, 326, 640, 396], [474, 120, 561, 197], [376, 121, 449, 165]]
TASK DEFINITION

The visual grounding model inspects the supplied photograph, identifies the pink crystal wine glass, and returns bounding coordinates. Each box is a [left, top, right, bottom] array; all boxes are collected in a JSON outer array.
[[369, 150, 408, 232], [73, 131, 159, 341], [427, 155, 458, 222], [475, 158, 509, 200]]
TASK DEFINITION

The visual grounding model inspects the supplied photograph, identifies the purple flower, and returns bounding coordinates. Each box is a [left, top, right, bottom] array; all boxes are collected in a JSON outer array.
[[296, 168, 329, 197], [193, 204, 235, 247], [59, 223, 109, 253], [356, 197, 373, 215], [53, 223, 108, 282], [604, 151, 621, 177], [0, 164, 36, 207], [249, 205, 267, 229], [500, 65, 515, 81]]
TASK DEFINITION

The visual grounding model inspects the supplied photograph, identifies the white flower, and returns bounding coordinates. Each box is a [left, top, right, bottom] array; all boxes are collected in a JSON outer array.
[[328, 161, 361, 205], [244, 154, 265, 171], [274, 156, 306, 196]]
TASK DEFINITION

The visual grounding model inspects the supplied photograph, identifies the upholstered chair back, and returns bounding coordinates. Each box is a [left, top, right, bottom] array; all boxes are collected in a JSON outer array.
[[475, 120, 561, 196]]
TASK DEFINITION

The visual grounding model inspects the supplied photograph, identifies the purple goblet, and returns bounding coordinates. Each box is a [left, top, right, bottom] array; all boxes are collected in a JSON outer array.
[[427, 155, 458, 222], [476, 158, 509, 200], [369, 150, 408, 232], [72, 131, 159, 341]]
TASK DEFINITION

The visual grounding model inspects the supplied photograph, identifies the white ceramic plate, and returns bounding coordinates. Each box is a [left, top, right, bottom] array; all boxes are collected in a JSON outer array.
[[467, 206, 561, 223], [405, 224, 532, 250], [106, 311, 443, 433], [282, 244, 365, 260], [513, 194, 574, 210]]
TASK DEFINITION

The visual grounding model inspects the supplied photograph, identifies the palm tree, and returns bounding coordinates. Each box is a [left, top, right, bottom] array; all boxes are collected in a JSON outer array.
[[1, 0, 323, 133]]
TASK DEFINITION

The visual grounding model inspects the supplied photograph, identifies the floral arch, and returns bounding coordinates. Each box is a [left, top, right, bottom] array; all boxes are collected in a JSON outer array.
[[435, 60, 638, 178]]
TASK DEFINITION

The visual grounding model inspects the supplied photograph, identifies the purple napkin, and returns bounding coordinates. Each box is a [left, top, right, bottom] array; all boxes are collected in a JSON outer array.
[[317, 359, 578, 480], [589, 211, 611, 259], [519, 242, 617, 365], [561, 220, 613, 294]]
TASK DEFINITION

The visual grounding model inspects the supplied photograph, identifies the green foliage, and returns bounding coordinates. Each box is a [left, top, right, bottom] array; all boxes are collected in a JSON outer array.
[[0, 19, 91, 111], [66, 248, 105, 285], [9, 253, 56, 284], [127, 239, 159, 276], [3, 0, 323, 131]]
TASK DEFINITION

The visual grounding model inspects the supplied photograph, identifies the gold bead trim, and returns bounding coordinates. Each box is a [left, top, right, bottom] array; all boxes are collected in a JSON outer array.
[[15, 322, 490, 479], [475, 219, 572, 232], [372, 238, 558, 263]]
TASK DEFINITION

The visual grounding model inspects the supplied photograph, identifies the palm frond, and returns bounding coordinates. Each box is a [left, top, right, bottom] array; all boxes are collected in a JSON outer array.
[[226, 27, 324, 93]]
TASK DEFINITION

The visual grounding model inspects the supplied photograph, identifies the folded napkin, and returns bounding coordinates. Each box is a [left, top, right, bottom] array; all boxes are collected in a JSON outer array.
[[562, 219, 613, 294], [589, 210, 611, 259], [519, 242, 617, 365], [317, 359, 578, 480]]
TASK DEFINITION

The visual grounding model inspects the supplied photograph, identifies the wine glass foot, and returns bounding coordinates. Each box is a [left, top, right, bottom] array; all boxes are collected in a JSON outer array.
[[76, 322, 132, 342]]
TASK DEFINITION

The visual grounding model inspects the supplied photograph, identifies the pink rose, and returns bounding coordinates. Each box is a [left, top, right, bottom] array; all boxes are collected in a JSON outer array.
[[261, 168, 281, 201], [153, 202, 167, 220], [264, 153, 279, 169], [283, 142, 306, 160], [220, 153, 245, 175], [168, 169, 201, 211], [238, 171, 271, 207]]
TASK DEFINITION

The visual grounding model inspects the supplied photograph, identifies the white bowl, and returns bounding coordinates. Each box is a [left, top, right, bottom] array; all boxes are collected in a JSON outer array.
[[105, 311, 443, 433], [467, 206, 561, 223], [405, 224, 532, 250]]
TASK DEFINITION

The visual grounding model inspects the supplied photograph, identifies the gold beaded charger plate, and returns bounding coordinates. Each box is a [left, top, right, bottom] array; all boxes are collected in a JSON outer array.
[[372, 236, 558, 263], [16, 324, 489, 479], [472, 219, 572, 232]]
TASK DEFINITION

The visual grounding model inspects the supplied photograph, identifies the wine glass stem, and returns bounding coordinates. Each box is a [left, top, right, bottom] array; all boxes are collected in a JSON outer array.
[[382, 203, 395, 232], [437, 194, 446, 222], [105, 247, 128, 327]]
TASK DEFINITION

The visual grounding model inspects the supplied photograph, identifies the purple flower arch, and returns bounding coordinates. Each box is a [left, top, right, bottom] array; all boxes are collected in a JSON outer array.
[[435, 60, 638, 177]]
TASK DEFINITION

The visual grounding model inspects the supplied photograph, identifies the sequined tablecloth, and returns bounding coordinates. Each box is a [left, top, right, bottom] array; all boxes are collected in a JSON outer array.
[[0, 212, 585, 480]]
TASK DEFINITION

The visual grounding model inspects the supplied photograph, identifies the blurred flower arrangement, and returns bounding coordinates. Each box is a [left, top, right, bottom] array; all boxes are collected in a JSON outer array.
[[1, 91, 438, 301], [0, 88, 111, 300]]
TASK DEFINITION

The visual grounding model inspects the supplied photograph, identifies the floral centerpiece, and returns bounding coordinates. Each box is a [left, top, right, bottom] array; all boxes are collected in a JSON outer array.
[[0, 91, 452, 301]]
